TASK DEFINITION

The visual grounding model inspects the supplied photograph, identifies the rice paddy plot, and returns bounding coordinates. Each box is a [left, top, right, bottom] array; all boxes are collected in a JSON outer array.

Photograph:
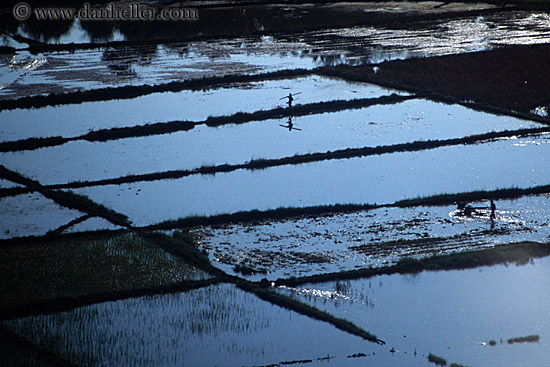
[[195, 195, 550, 279], [1, 283, 378, 367], [1, 98, 541, 185], [0, 192, 82, 239], [73, 136, 550, 227], [0, 75, 397, 142], [276, 255, 550, 367]]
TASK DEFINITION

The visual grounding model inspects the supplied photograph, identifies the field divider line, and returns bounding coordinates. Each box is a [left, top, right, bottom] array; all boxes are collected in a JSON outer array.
[[18, 126, 549, 192], [0, 165, 131, 229], [142, 183, 550, 231], [46, 214, 94, 236], [0, 93, 414, 153], [0, 68, 316, 111], [272, 241, 550, 287]]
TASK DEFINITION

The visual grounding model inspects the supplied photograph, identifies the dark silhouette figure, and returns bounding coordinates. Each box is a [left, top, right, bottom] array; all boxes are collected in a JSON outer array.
[[286, 93, 293, 108], [490, 200, 496, 219], [280, 93, 296, 108]]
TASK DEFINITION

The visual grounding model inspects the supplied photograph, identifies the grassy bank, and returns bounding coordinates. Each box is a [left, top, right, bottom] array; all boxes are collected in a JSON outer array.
[[0, 231, 216, 319]]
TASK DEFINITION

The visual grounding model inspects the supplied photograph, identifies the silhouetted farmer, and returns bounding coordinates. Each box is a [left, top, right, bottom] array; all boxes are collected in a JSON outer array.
[[490, 200, 496, 219], [286, 93, 293, 108]]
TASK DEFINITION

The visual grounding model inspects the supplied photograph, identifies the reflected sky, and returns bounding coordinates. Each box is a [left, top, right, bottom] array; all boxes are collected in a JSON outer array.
[[277, 256, 550, 367], [71, 135, 550, 226]]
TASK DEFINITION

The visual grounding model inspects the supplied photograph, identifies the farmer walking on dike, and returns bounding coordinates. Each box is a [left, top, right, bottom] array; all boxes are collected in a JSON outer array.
[[286, 93, 293, 108], [280, 93, 294, 108], [490, 200, 496, 219]]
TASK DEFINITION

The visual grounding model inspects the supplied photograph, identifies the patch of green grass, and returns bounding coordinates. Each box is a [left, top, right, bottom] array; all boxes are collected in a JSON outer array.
[[427, 353, 447, 366], [233, 262, 267, 275], [450, 363, 471, 367], [0, 231, 210, 309], [507, 335, 540, 344]]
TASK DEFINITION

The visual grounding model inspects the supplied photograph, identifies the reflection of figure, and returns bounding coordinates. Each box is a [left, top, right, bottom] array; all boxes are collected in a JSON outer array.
[[279, 116, 301, 131], [490, 200, 496, 219]]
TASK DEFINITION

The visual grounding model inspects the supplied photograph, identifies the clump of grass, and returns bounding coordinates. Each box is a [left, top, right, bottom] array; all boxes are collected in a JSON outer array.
[[450, 363, 471, 367], [427, 353, 447, 366], [233, 262, 267, 275], [507, 335, 540, 344]]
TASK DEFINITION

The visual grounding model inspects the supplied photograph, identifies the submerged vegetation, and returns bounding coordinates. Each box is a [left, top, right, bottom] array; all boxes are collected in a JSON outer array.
[[507, 335, 540, 344], [427, 353, 447, 366]]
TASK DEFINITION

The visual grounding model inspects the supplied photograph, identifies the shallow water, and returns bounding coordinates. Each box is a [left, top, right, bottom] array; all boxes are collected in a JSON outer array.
[[0, 192, 81, 239], [195, 195, 550, 279], [1, 98, 540, 184], [73, 135, 550, 226], [0, 75, 396, 142], [1, 283, 378, 367], [277, 255, 550, 367]]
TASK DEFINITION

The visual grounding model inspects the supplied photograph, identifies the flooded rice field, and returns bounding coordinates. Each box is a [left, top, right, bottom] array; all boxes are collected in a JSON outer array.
[[0, 75, 397, 142], [3, 256, 549, 366], [0, 192, 81, 239], [2, 1, 550, 366], [277, 256, 550, 367], [69, 135, 550, 226], [196, 195, 550, 279], [1, 283, 372, 367], [1, 96, 540, 184]]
